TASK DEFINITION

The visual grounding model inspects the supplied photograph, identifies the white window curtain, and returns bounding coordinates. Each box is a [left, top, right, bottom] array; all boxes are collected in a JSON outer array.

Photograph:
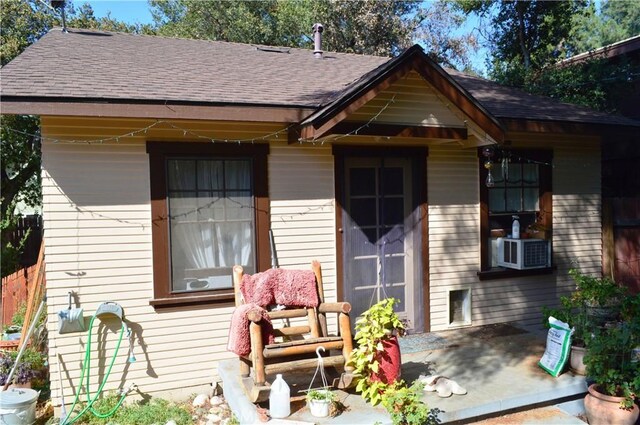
[[168, 159, 254, 291]]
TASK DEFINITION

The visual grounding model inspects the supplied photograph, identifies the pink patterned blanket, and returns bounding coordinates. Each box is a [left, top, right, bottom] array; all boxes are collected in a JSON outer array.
[[227, 303, 274, 356], [240, 268, 319, 308]]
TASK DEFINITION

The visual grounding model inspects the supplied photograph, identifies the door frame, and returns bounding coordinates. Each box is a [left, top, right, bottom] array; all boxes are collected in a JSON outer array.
[[333, 145, 430, 332]]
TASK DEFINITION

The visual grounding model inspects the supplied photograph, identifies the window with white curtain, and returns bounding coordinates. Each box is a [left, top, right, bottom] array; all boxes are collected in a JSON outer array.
[[147, 142, 269, 308], [167, 158, 255, 292]]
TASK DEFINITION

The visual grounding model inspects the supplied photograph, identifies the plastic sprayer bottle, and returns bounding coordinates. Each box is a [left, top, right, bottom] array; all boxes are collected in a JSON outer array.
[[512, 215, 520, 239], [269, 374, 290, 418]]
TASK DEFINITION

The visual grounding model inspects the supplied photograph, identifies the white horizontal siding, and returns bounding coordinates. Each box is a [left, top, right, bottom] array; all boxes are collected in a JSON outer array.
[[41, 119, 341, 409], [268, 143, 339, 330], [428, 138, 601, 331], [40, 119, 300, 409], [347, 71, 466, 128]]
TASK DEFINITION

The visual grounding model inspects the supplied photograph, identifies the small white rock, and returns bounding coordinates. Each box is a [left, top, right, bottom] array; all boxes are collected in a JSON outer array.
[[193, 393, 209, 408], [165, 421, 177, 425], [206, 413, 221, 423], [209, 395, 224, 406]]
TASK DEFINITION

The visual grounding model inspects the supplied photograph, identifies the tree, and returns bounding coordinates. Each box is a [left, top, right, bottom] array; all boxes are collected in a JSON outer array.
[[519, 0, 640, 114], [149, 0, 477, 67], [569, 0, 640, 54], [456, 0, 587, 85]]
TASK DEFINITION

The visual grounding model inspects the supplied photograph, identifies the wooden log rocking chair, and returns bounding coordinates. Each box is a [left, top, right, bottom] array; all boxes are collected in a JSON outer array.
[[232, 261, 354, 402]]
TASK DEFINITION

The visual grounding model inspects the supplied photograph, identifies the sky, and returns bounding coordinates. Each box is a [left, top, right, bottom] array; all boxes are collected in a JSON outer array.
[[74, 0, 154, 24]]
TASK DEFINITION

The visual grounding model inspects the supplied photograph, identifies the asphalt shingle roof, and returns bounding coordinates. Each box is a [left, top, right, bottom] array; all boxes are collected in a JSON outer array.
[[1, 28, 639, 128], [0, 28, 388, 107]]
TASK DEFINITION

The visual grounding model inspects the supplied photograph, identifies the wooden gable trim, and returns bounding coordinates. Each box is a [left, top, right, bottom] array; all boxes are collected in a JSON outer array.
[[412, 59, 504, 143], [299, 60, 417, 143], [295, 48, 505, 144]]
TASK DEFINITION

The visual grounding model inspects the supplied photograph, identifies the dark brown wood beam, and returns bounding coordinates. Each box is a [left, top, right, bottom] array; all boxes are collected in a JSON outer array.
[[324, 122, 467, 139], [287, 125, 302, 144]]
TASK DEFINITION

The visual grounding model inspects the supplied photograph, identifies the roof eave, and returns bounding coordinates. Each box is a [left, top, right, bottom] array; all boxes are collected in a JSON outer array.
[[0, 96, 317, 123], [501, 117, 640, 136]]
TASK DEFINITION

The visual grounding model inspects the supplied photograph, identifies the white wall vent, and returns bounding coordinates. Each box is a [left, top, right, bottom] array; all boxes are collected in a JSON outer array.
[[449, 288, 471, 326]]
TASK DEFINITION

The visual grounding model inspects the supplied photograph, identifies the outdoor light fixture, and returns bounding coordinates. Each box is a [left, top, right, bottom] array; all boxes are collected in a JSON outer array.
[[482, 147, 495, 188]]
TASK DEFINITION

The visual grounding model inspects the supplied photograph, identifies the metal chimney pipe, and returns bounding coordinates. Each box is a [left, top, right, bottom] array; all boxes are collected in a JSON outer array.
[[313, 23, 323, 59]]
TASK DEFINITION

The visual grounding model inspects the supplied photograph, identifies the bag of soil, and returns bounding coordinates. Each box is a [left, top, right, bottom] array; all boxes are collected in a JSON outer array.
[[538, 316, 573, 377]]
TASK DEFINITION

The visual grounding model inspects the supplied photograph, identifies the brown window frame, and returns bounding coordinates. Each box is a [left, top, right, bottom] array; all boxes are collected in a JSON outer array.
[[478, 148, 553, 279], [147, 141, 270, 308]]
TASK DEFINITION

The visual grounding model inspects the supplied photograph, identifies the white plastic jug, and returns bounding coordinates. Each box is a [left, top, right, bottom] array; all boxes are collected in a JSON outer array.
[[512, 215, 520, 239], [269, 374, 290, 418]]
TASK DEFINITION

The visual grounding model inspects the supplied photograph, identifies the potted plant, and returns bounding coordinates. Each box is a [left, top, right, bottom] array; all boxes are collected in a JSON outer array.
[[583, 301, 640, 425], [0, 348, 46, 388], [526, 215, 549, 239], [348, 298, 405, 405], [306, 388, 336, 418], [568, 269, 626, 326]]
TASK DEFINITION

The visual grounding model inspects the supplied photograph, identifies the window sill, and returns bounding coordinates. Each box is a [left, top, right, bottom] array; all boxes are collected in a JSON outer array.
[[150, 291, 234, 309], [477, 266, 556, 281]]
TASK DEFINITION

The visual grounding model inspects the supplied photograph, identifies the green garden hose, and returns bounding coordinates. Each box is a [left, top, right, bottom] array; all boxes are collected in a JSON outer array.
[[62, 313, 128, 425]]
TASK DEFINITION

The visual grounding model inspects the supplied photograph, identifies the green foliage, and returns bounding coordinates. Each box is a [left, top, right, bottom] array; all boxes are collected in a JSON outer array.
[[72, 393, 192, 425], [456, 0, 639, 112], [349, 298, 405, 404], [543, 269, 628, 345], [456, 0, 584, 80], [381, 380, 438, 425], [10, 302, 27, 328], [583, 316, 640, 409], [1, 114, 41, 277], [306, 388, 336, 402], [569, 0, 640, 54], [348, 298, 407, 407], [0, 347, 47, 386], [568, 269, 626, 307]]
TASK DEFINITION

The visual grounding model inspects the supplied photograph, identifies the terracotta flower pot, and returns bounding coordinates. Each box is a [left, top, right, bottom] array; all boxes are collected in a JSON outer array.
[[584, 384, 639, 425], [569, 345, 586, 375], [370, 336, 401, 384]]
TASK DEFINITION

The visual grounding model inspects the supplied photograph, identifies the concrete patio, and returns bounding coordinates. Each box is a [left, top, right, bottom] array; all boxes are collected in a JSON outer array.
[[219, 323, 588, 424]]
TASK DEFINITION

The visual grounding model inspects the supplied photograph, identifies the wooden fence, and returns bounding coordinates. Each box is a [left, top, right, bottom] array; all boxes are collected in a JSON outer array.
[[1, 241, 46, 350], [1, 265, 34, 328]]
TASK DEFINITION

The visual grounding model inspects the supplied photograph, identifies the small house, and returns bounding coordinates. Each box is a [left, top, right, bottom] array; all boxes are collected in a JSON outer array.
[[2, 28, 639, 404]]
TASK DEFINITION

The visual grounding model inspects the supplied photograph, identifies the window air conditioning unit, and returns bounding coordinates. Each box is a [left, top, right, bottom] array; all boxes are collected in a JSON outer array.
[[497, 238, 551, 270]]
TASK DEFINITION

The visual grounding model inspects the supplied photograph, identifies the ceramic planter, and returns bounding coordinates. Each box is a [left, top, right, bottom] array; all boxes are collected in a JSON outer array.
[[569, 345, 586, 375], [370, 336, 402, 384], [308, 398, 331, 417], [584, 384, 639, 425]]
